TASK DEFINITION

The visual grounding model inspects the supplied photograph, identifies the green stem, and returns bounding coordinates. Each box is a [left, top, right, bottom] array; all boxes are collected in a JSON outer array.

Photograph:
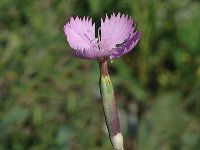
[[98, 58, 124, 150]]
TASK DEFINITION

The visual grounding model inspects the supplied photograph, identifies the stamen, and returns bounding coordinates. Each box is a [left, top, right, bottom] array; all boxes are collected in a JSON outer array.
[[87, 29, 94, 36], [84, 33, 93, 43], [97, 27, 101, 51], [98, 27, 101, 41], [110, 56, 113, 63], [83, 33, 99, 50], [85, 29, 100, 51]]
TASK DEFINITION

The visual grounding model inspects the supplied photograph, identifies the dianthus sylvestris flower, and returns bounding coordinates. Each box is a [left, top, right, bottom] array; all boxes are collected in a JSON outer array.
[[63, 13, 141, 150], [64, 13, 141, 59]]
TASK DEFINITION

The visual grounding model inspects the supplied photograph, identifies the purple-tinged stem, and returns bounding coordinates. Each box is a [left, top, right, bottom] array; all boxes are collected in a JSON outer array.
[[98, 58, 124, 150]]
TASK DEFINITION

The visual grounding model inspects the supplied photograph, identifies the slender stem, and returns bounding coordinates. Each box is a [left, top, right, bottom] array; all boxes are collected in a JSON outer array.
[[98, 58, 124, 150], [98, 58, 109, 76]]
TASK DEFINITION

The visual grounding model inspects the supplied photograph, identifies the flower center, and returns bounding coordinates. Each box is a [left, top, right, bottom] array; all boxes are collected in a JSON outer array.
[[83, 28, 102, 51]]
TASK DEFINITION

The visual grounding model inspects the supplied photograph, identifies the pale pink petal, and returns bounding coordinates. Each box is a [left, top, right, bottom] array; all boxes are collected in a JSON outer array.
[[64, 16, 98, 58], [72, 48, 112, 59], [100, 13, 135, 52], [110, 31, 141, 59]]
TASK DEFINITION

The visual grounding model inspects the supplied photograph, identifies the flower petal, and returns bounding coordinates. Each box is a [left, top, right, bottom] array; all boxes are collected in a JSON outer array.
[[72, 47, 112, 59], [64, 16, 98, 58], [110, 31, 141, 59], [100, 13, 135, 52]]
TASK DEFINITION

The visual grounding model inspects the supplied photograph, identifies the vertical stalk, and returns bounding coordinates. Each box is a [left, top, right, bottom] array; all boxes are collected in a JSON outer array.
[[98, 58, 124, 150]]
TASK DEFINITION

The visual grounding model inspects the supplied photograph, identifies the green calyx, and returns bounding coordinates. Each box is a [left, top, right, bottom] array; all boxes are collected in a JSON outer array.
[[100, 74, 120, 138], [100, 75, 114, 101]]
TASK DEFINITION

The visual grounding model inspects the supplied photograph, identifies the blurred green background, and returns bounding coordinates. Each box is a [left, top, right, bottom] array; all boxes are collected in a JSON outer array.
[[0, 0, 200, 150]]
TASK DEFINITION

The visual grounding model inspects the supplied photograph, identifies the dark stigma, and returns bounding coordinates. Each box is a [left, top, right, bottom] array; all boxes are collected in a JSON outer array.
[[116, 40, 127, 48]]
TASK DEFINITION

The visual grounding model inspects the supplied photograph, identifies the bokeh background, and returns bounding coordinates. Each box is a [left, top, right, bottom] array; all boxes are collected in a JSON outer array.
[[0, 0, 200, 150]]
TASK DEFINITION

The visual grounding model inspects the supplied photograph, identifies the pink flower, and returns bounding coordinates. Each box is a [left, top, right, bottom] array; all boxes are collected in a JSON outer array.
[[64, 13, 141, 59]]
